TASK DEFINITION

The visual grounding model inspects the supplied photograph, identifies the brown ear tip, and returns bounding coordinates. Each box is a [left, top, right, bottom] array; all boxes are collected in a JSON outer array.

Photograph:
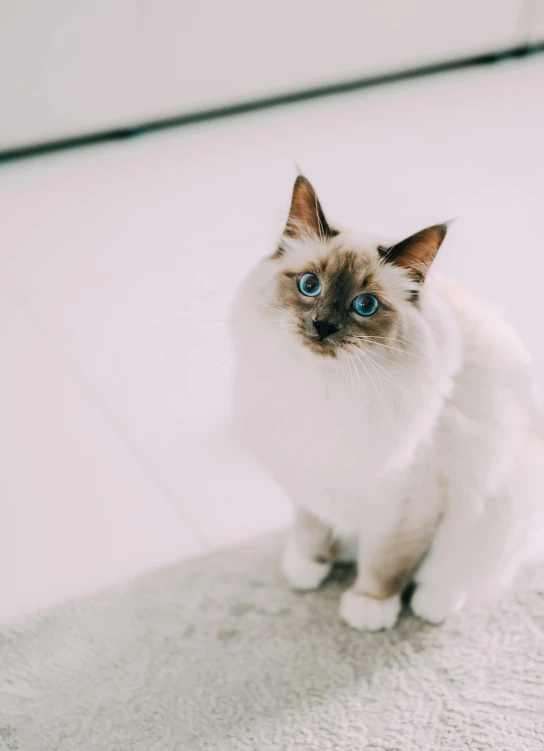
[[428, 222, 450, 245], [438, 218, 458, 234], [294, 173, 311, 190]]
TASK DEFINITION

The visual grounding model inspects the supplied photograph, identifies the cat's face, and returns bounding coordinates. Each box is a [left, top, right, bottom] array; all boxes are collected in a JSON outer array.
[[252, 175, 448, 361], [275, 241, 412, 358]]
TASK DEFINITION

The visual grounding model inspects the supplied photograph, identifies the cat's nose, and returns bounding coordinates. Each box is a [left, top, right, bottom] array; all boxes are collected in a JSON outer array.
[[313, 320, 340, 340]]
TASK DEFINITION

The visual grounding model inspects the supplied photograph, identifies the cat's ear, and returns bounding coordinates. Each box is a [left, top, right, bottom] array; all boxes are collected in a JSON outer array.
[[283, 175, 337, 240], [378, 223, 449, 282]]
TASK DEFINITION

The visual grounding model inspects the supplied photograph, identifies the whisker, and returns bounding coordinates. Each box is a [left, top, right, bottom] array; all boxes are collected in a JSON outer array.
[[357, 347, 407, 393], [346, 354, 357, 412], [356, 345, 411, 372], [348, 354, 361, 414], [356, 337, 429, 361], [265, 324, 292, 333], [356, 334, 416, 349], [354, 350, 394, 426], [351, 354, 380, 442], [378, 240, 400, 264], [258, 302, 298, 320], [194, 286, 298, 323]]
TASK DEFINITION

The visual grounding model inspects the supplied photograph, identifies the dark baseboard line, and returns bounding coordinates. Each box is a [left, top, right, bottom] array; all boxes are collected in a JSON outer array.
[[1, 43, 543, 165]]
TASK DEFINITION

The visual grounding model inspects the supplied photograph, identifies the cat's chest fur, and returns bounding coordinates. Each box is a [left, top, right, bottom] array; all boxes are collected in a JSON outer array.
[[233, 342, 445, 532]]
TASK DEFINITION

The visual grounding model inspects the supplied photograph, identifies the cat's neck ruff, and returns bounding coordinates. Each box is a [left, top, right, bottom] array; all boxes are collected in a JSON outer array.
[[234, 281, 462, 487]]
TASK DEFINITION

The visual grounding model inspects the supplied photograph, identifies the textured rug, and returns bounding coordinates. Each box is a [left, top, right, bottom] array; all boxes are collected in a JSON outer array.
[[1, 534, 543, 751]]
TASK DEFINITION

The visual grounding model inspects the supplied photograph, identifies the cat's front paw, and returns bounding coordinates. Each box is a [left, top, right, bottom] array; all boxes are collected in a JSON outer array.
[[340, 589, 401, 631], [281, 537, 331, 591], [410, 584, 466, 624]]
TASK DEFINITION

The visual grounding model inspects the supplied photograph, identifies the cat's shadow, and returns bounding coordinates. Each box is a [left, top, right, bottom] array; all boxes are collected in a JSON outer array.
[[15, 533, 449, 748], [171, 540, 438, 746]]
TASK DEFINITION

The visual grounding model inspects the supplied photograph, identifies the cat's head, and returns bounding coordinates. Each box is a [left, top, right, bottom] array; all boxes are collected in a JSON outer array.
[[237, 175, 448, 363]]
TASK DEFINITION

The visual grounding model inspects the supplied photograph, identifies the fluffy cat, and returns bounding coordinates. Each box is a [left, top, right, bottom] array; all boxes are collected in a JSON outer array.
[[231, 175, 544, 630]]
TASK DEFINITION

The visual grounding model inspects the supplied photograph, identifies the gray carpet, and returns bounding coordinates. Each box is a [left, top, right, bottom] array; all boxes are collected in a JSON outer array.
[[1, 534, 543, 751]]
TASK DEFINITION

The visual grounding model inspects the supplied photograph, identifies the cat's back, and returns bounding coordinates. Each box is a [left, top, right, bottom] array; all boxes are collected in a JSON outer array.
[[431, 273, 542, 437], [433, 273, 532, 369]]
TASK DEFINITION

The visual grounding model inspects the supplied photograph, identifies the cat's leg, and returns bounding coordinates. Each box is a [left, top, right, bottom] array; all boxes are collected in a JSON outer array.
[[340, 509, 437, 631], [281, 507, 337, 591], [411, 487, 520, 624]]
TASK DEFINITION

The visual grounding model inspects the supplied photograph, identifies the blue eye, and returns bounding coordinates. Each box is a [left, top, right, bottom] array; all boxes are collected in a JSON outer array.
[[353, 294, 379, 317], [298, 273, 322, 297]]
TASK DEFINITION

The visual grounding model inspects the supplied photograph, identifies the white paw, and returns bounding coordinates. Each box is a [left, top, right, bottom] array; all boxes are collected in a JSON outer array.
[[411, 584, 466, 624], [281, 537, 331, 591], [340, 589, 401, 631]]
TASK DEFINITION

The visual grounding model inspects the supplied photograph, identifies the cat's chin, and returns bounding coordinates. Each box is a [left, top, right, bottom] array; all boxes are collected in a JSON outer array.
[[300, 336, 341, 359]]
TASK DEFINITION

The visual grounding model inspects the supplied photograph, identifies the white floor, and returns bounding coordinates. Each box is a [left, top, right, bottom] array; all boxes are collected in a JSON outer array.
[[1, 54, 544, 623]]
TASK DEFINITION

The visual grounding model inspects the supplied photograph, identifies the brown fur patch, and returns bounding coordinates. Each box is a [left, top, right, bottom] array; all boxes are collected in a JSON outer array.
[[276, 246, 400, 357], [354, 503, 443, 601], [271, 245, 285, 260], [371, 519, 441, 599], [379, 224, 448, 282], [294, 508, 339, 564], [278, 176, 338, 255]]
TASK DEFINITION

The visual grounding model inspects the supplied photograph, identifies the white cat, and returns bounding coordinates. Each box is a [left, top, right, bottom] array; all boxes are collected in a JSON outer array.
[[231, 175, 544, 630]]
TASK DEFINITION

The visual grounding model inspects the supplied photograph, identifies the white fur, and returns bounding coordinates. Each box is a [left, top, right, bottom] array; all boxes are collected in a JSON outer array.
[[281, 535, 331, 590], [231, 231, 544, 629], [340, 590, 401, 631]]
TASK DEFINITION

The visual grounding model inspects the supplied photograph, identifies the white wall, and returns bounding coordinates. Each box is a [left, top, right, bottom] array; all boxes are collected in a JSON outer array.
[[0, 0, 534, 151], [529, 0, 544, 41]]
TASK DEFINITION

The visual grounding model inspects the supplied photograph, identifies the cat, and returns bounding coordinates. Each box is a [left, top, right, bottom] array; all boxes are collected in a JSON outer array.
[[231, 174, 544, 630]]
